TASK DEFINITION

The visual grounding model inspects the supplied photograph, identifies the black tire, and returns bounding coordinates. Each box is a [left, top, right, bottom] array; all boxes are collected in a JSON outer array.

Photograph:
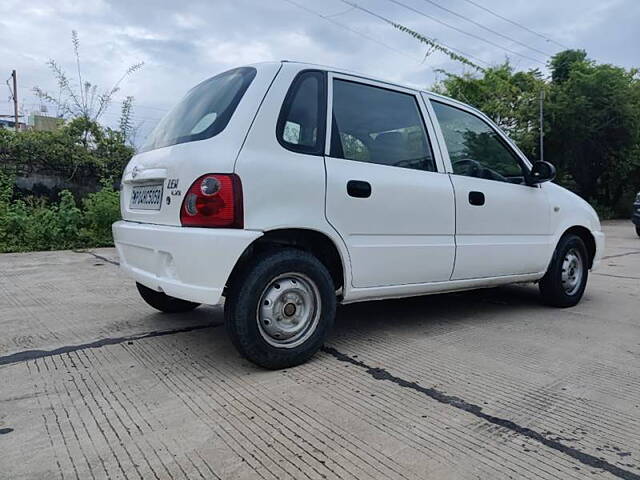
[[636, 225, 640, 237], [136, 282, 200, 313], [539, 234, 589, 308], [224, 248, 336, 369]]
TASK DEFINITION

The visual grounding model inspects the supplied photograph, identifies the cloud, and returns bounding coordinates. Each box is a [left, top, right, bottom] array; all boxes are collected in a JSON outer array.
[[1, 0, 637, 141]]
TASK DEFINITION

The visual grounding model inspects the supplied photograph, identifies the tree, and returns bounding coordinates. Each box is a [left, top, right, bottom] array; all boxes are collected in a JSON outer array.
[[118, 96, 141, 147], [546, 51, 640, 208], [549, 49, 587, 84], [33, 30, 143, 141], [431, 52, 640, 217], [432, 62, 546, 160]]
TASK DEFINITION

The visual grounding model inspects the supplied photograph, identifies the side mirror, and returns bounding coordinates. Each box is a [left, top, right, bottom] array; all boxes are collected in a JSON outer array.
[[528, 161, 556, 185]]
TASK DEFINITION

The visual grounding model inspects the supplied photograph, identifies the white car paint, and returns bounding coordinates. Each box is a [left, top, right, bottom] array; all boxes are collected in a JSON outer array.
[[324, 72, 455, 288], [545, 182, 604, 269], [112, 61, 604, 306], [447, 175, 551, 279], [119, 63, 282, 227], [114, 221, 261, 304]]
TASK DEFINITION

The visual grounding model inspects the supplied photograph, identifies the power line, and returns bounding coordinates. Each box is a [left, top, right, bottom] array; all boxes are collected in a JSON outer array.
[[280, 0, 423, 62], [323, 5, 356, 18], [418, 0, 554, 57], [460, 0, 570, 50], [382, 0, 546, 65], [337, 0, 491, 68]]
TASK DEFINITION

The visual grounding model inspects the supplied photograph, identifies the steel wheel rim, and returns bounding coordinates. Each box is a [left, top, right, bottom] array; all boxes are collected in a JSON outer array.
[[257, 272, 321, 348], [561, 248, 583, 296]]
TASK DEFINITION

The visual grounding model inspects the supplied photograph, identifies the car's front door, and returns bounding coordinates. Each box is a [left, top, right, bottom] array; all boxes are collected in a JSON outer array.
[[426, 96, 552, 280], [324, 74, 455, 288]]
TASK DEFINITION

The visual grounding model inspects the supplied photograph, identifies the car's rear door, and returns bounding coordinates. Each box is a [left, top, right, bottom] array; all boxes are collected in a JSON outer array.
[[425, 94, 552, 280], [324, 74, 455, 288]]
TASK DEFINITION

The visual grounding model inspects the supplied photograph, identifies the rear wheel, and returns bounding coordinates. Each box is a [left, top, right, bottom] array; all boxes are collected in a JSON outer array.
[[539, 234, 589, 307], [136, 282, 200, 313], [225, 248, 336, 369]]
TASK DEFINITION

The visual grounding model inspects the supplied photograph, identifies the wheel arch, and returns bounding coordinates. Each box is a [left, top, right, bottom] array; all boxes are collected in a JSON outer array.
[[561, 225, 596, 269], [226, 228, 347, 295]]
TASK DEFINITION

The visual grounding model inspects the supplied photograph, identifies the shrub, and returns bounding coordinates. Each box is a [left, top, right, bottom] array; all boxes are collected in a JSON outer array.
[[0, 170, 121, 253], [80, 182, 121, 247], [0, 118, 134, 190]]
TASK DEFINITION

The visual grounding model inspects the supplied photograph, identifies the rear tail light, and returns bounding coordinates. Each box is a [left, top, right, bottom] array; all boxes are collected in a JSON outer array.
[[180, 173, 243, 228]]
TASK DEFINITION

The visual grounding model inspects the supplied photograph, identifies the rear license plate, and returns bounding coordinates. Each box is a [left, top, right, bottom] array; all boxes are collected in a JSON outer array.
[[130, 184, 164, 210]]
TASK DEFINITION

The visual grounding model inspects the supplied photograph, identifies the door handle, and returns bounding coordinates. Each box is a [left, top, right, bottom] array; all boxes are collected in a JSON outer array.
[[347, 180, 371, 198], [468, 191, 485, 206]]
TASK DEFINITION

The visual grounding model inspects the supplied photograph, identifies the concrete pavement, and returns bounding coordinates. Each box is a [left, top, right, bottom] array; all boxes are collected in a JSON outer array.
[[1, 220, 639, 479]]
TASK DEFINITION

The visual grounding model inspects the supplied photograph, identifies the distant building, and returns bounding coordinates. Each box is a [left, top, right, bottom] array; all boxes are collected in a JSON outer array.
[[28, 113, 64, 132], [0, 117, 27, 130]]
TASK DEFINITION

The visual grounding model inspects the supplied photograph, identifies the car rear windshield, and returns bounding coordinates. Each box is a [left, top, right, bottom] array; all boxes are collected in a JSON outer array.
[[140, 67, 257, 152]]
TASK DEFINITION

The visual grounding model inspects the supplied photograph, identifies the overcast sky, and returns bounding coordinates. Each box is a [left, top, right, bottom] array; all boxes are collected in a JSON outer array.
[[1, 0, 638, 142]]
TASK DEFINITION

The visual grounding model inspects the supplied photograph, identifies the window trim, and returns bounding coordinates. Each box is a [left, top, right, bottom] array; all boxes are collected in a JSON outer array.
[[426, 96, 533, 182], [276, 69, 327, 156], [326, 74, 439, 173]]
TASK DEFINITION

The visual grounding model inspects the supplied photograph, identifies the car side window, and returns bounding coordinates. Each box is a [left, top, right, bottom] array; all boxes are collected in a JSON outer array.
[[277, 70, 326, 155], [330, 79, 436, 172], [430, 100, 525, 183]]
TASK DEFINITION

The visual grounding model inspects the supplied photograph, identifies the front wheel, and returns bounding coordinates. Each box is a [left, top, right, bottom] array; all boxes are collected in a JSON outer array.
[[224, 249, 336, 369], [539, 234, 589, 307]]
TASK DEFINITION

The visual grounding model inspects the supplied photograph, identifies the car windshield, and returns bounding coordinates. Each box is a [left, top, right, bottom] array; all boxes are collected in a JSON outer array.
[[140, 67, 256, 152]]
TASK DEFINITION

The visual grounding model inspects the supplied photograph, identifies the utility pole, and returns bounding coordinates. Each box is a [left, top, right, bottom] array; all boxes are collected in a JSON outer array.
[[11, 70, 19, 132], [539, 89, 545, 162]]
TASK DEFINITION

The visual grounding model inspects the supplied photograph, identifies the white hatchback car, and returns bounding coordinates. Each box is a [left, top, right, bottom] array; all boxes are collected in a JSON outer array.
[[113, 61, 605, 368]]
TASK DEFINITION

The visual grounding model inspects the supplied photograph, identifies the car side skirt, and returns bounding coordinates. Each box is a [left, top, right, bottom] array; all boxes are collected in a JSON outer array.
[[341, 272, 545, 304]]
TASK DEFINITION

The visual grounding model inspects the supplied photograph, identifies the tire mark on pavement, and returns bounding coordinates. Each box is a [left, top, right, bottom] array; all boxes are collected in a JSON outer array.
[[594, 272, 640, 280], [0, 324, 220, 367], [73, 250, 120, 266], [602, 250, 640, 260], [322, 345, 640, 480]]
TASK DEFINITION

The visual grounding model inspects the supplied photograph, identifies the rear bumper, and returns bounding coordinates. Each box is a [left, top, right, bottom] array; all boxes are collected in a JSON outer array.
[[112, 221, 262, 305], [592, 230, 605, 270]]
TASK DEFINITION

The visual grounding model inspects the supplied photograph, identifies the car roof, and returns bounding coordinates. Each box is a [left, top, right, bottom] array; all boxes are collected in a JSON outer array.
[[266, 60, 476, 112], [243, 60, 483, 120]]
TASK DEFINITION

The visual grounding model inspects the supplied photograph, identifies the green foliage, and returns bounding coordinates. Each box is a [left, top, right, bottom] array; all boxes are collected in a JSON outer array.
[[549, 49, 588, 84], [0, 30, 141, 252], [0, 117, 134, 182], [432, 52, 640, 217], [461, 131, 522, 177], [0, 170, 121, 253], [119, 96, 136, 146], [80, 182, 121, 247], [546, 52, 640, 213], [433, 62, 546, 160]]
